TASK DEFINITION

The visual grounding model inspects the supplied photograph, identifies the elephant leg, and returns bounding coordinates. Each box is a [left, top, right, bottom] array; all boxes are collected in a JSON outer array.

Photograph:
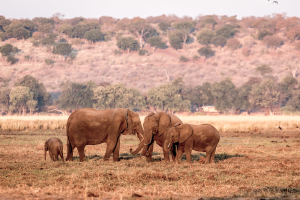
[[175, 145, 184, 163], [54, 154, 58, 162], [66, 145, 74, 161], [112, 136, 120, 162], [60, 151, 64, 162], [210, 147, 216, 163], [146, 143, 154, 162], [184, 146, 192, 164], [104, 134, 120, 161], [163, 148, 170, 162], [171, 144, 177, 162], [49, 152, 54, 161], [205, 147, 214, 164], [77, 146, 86, 162]]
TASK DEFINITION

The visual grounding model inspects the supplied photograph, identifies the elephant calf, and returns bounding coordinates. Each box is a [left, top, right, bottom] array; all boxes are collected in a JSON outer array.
[[45, 137, 64, 162], [164, 123, 220, 164]]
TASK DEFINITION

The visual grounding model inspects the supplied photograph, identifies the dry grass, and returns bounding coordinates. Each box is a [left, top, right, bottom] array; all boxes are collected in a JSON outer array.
[[0, 128, 300, 199], [1, 115, 300, 132]]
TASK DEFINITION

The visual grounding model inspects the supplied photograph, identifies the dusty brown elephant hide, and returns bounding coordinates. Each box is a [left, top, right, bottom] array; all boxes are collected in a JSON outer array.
[[130, 112, 182, 162], [164, 123, 220, 164], [66, 108, 144, 162], [45, 137, 64, 162]]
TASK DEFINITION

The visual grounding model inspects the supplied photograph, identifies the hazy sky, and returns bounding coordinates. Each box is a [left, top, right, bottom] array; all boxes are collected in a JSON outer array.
[[0, 0, 298, 20]]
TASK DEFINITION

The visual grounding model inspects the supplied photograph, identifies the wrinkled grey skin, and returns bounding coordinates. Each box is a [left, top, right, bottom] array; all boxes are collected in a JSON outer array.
[[45, 137, 64, 162], [130, 112, 182, 162], [164, 124, 220, 164]]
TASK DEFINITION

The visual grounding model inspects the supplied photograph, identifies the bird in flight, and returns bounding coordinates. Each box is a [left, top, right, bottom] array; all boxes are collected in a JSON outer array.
[[278, 126, 282, 130], [273, 1, 278, 4]]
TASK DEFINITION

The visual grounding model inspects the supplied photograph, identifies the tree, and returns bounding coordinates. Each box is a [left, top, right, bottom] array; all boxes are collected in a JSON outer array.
[[173, 21, 194, 48], [146, 36, 166, 51], [216, 24, 238, 39], [158, 21, 172, 32], [6, 55, 17, 65], [286, 25, 300, 42], [0, 44, 16, 57], [249, 79, 279, 115], [255, 64, 273, 76], [9, 86, 33, 115], [116, 37, 139, 53], [127, 18, 154, 47], [52, 42, 72, 60], [41, 33, 57, 46], [147, 80, 191, 113], [12, 27, 30, 39], [14, 75, 51, 109], [32, 32, 43, 41], [26, 100, 38, 114], [257, 29, 272, 40], [233, 84, 252, 114], [263, 35, 283, 50], [200, 15, 217, 28], [211, 35, 227, 47], [93, 83, 145, 110], [284, 90, 300, 112], [277, 76, 298, 108], [58, 23, 73, 35], [69, 23, 88, 38], [196, 29, 216, 45], [286, 65, 299, 78], [226, 38, 241, 51], [0, 87, 11, 115], [58, 81, 94, 110], [84, 29, 104, 43], [211, 78, 238, 113], [197, 46, 215, 60], [169, 31, 184, 50]]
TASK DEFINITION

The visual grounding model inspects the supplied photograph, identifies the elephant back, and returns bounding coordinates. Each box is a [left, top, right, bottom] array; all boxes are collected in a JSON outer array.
[[169, 114, 183, 127]]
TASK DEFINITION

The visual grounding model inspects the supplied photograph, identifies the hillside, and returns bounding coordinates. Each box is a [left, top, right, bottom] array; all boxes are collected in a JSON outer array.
[[0, 15, 300, 94]]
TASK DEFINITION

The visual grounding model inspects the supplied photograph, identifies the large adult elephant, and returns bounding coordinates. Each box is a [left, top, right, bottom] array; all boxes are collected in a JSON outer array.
[[130, 112, 182, 162], [66, 108, 144, 162]]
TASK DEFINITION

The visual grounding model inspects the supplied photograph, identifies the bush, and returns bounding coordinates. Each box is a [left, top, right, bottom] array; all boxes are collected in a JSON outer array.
[[84, 29, 104, 43], [71, 38, 82, 45], [193, 55, 200, 60], [6, 55, 17, 65], [146, 36, 166, 50], [179, 55, 189, 62], [116, 37, 139, 52], [52, 42, 72, 56], [216, 24, 238, 39], [263, 35, 283, 50], [196, 29, 216, 45], [158, 21, 172, 32], [138, 49, 148, 56], [44, 59, 55, 65], [0, 44, 20, 57], [242, 47, 250, 57], [197, 46, 215, 59], [32, 32, 43, 41], [24, 55, 31, 61], [32, 41, 40, 47], [226, 38, 242, 50], [211, 35, 227, 47], [258, 29, 272, 40], [113, 49, 122, 55], [255, 64, 273, 76]]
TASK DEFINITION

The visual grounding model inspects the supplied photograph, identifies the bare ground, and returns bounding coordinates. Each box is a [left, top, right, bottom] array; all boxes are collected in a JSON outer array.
[[0, 129, 300, 199]]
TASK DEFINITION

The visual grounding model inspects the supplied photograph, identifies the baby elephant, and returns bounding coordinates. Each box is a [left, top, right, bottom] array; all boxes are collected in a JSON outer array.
[[45, 137, 64, 162], [164, 123, 220, 164]]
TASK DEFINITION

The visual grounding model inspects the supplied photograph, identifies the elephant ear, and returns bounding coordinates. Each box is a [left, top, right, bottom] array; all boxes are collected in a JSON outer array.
[[178, 124, 193, 143], [155, 112, 171, 136], [147, 112, 155, 117]]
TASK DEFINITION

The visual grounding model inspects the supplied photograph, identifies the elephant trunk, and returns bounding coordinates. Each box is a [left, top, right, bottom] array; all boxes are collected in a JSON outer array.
[[130, 139, 144, 155], [136, 124, 144, 142]]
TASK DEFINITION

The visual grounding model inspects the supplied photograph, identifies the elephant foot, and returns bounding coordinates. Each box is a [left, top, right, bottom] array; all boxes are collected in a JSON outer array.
[[113, 158, 120, 162]]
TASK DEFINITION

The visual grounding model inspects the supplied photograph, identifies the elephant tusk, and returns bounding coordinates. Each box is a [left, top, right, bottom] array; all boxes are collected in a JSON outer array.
[[168, 143, 171, 148], [138, 132, 144, 139], [144, 138, 152, 146]]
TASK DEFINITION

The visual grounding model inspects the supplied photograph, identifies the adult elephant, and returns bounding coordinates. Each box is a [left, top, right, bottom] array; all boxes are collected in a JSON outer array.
[[66, 108, 144, 162], [130, 112, 182, 162]]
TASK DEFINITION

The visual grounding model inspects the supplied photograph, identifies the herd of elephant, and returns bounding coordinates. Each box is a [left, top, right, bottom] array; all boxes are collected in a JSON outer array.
[[45, 108, 220, 164]]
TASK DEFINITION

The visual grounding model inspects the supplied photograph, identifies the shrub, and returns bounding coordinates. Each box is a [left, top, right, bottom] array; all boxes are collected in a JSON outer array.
[[138, 49, 148, 56], [0, 32, 6, 41], [0, 44, 20, 57], [226, 38, 242, 50], [146, 36, 166, 51], [32, 32, 43, 41], [44, 59, 55, 65], [263, 35, 283, 50], [84, 29, 104, 43], [71, 38, 82, 45], [258, 29, 272, 40], [211, 35, 227, 47], [32, 41, 40, 47], [196, 29, 216, 45], [113, 49, 122, 55], [179, 55, 189, 62], [116, 37, 139, 52], [52, 43, 72, 57], [6, 55, 17, 65], [197, 46, 215, 59], [158, 21, 172, 32], [255, 64, 273, 76], [24, 55, 31, 61], [193, 55, 200, 60]]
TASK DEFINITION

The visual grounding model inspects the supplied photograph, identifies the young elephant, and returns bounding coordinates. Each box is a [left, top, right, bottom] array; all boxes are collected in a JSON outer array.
[[164, 124, 220, 164], [45, 137, 64, 162]]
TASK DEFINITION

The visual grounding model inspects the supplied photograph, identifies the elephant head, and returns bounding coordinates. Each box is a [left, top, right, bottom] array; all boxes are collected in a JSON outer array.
[[163, 124, 193, 152], [125, 109, 144, 140], [130, 112, 172, 156]]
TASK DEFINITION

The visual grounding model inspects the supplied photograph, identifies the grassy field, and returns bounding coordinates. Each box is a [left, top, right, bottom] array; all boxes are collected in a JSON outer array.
[[0, 121, 300, 199], [1, 115, 300, 132]]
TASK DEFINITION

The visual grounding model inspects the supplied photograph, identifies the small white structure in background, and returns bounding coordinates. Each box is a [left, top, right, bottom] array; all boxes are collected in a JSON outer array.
[[202, 106, 218, 113]]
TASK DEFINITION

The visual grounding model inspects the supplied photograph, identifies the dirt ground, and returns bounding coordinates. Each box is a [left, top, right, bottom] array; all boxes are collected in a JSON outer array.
[[0, 129, 300, 199]]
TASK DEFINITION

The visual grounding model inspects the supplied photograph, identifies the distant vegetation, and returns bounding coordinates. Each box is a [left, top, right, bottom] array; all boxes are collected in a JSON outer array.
[[0, 13, 300, 115]]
